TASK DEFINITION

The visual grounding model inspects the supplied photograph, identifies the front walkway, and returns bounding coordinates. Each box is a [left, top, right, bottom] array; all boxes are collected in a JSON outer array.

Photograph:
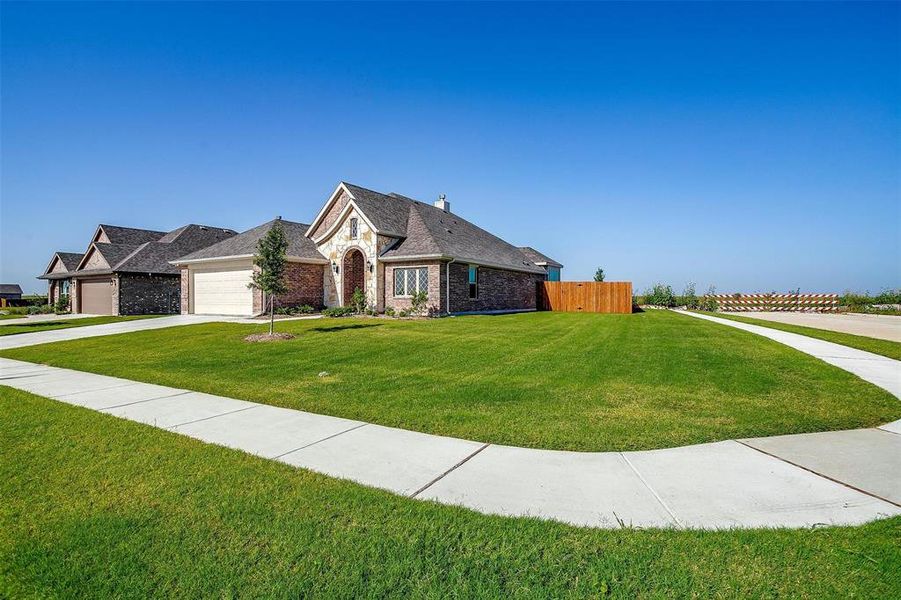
[[2, 356, 898, 530]]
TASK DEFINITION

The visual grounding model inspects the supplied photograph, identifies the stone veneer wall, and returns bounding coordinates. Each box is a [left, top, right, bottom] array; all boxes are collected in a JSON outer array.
[[111, 275, 121, 316], [447, 262, 544, 314], [382, 261, 446, 314], [314, 192, 383, 308], [179, 268, 190, 314], [118, 274, 180, 315]]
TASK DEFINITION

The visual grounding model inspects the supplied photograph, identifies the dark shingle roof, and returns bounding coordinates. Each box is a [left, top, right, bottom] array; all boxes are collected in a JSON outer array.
[[56, 252, 85, 271], [174, 219, 326, 263], [114, 225, 238, 275], [340, 184, 546, 274], [99, 224, 166, 245], [518, 247, 563, 268], [0, 284, 23, 295]]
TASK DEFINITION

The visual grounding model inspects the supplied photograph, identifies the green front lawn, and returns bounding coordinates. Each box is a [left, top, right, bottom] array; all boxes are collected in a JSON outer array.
[[699, 311, 901, 361], [0, 313, 25, 320], [0, 315, 158, 337], [3, 311, 897, 452], [2, 389, 898, 598]]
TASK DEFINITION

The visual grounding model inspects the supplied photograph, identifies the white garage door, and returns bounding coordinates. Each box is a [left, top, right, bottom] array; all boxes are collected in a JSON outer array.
[[193, 267, 254, 316]]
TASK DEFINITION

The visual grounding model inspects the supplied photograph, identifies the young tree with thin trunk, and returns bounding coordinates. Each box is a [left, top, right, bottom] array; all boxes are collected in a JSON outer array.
[[594, 267, 605, 282], [249, 219, 289, 335]]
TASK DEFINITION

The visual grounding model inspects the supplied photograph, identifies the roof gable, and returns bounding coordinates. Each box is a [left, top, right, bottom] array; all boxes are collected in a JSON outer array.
[[173, 219, 326, 264]]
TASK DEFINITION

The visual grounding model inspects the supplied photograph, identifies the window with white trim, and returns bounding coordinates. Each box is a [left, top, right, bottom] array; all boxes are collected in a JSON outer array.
[[393, 267, 429, 297], [349, 217, 359, 239], [468, 265, 478, 299]]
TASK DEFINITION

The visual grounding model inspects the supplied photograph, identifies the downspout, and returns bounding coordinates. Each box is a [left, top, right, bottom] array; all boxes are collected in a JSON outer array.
[[445, 258, 455, 315]]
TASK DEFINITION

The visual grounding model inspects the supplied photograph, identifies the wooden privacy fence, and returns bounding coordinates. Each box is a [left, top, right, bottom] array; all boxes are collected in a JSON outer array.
[[538, 281, 633, 314], [706, 293, 839, 312]]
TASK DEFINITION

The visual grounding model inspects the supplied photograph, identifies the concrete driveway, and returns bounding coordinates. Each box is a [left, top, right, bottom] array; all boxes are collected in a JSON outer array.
[[735, 311, 901, 342], [0, 314, 240, 350]]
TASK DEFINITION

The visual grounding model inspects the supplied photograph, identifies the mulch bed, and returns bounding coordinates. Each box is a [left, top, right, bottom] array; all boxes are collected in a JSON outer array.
[[243, 333, 296, 343]]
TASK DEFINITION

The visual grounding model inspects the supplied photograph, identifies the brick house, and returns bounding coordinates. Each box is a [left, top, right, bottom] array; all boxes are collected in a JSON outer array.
[[174, 182, 561, 316], [39, 224, 236, 315]]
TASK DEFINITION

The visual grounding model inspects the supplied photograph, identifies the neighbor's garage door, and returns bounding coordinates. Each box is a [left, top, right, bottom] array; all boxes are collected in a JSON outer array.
[[193, 267, 254, 316], [80, 278, 113, 315]]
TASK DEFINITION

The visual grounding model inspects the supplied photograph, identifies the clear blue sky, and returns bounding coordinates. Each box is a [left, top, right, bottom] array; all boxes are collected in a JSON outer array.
[[2, 1, 898, 294]]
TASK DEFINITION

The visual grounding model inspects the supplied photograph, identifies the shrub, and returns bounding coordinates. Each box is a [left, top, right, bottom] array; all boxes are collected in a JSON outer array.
[[397, 309, 409, 318], [385, 307, 396, 317], [643, 284, 676, 308], [680, 283, 698, 309], [322, 306, 355, 318], [27, 304, 54, 315], [350, 287, 367, 314], [410, 291, 428, 315], [296, 304, 315, 314], [54, 294, 70, 314]]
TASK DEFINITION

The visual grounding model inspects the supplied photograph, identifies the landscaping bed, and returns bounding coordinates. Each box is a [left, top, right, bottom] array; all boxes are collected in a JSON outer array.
[[1, 388, 898, 598], [2, 310, 897, 452]]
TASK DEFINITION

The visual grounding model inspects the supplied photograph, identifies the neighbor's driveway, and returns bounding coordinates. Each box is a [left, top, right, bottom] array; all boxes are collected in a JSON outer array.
[[0, 315, 240, 350], [735, 311, 901, 343], [0, 313, 97, 326]]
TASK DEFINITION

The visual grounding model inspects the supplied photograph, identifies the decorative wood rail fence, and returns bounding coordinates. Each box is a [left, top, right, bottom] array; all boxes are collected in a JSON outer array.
[[705, 293, 839, 312], [538, 281, 633, 314]]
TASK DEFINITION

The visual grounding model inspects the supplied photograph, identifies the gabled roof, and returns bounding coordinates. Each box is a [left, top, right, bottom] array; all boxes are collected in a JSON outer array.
[[115, 225, 238, 274], [323, 182, 547, 274], [70, 224, 237, 276], [0, 284, 23, 295], [518, 247, 563, 268], [173, 219, 327, 264], [96, 224, 167, 245], [38, 252, 86, 280]]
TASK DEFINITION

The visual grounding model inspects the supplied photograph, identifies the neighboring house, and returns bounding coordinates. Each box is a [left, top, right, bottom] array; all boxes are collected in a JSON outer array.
[[518, 247, 563, 282], [174, 182, 562, 316], [172, 219, 328, 316], [38, 252, 84, 307], [0, 284, 23, 301], [39, 224, 237, 315]]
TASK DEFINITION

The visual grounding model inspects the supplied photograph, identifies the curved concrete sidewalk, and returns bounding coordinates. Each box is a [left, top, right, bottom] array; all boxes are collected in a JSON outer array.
[[677, 310, 901, 398], [2, 355, 899, 530]]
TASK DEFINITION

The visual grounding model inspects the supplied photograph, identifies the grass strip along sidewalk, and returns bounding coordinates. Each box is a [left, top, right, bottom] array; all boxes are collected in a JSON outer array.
[[697, 311, 901, 361], [1, 311, 898, 452], [1, 388, 899, 598], [0, 315, 158, 337]]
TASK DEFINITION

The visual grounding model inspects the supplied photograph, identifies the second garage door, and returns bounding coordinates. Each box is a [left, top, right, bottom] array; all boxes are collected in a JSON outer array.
[[80, 278, 113, 315], [193, 267, 255, 316]]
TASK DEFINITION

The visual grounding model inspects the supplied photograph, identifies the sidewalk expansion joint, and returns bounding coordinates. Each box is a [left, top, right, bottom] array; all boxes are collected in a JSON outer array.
[[96, 390, 194, 411], [620, 452, 684, 529], [409, 442, 491, 499], [273, 423, 370, 459], [735, 440, 900, 508], [165, 404, 262, 429]]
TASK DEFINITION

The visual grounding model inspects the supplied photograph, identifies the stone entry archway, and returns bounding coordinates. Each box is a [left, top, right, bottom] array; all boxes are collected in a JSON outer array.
[[342, 248, 365, 306]]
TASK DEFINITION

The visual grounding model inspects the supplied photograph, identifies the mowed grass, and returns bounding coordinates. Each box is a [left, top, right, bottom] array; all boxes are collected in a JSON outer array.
[[3, 310, 898, 451], [697, 311, 901, 361], [0, 315, 157, 336], [1, 389, 899, 599]]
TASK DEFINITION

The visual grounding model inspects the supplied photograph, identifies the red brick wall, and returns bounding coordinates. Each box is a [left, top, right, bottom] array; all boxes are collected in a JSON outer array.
[[342, 250, 366, 306], [448, 262, 543, 313], [273, 262, 325, 310], [383, 261, 445, 314]]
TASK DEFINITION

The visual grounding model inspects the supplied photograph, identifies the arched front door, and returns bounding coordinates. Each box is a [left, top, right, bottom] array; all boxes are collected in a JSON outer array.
[[342, 248, 365, 306]]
